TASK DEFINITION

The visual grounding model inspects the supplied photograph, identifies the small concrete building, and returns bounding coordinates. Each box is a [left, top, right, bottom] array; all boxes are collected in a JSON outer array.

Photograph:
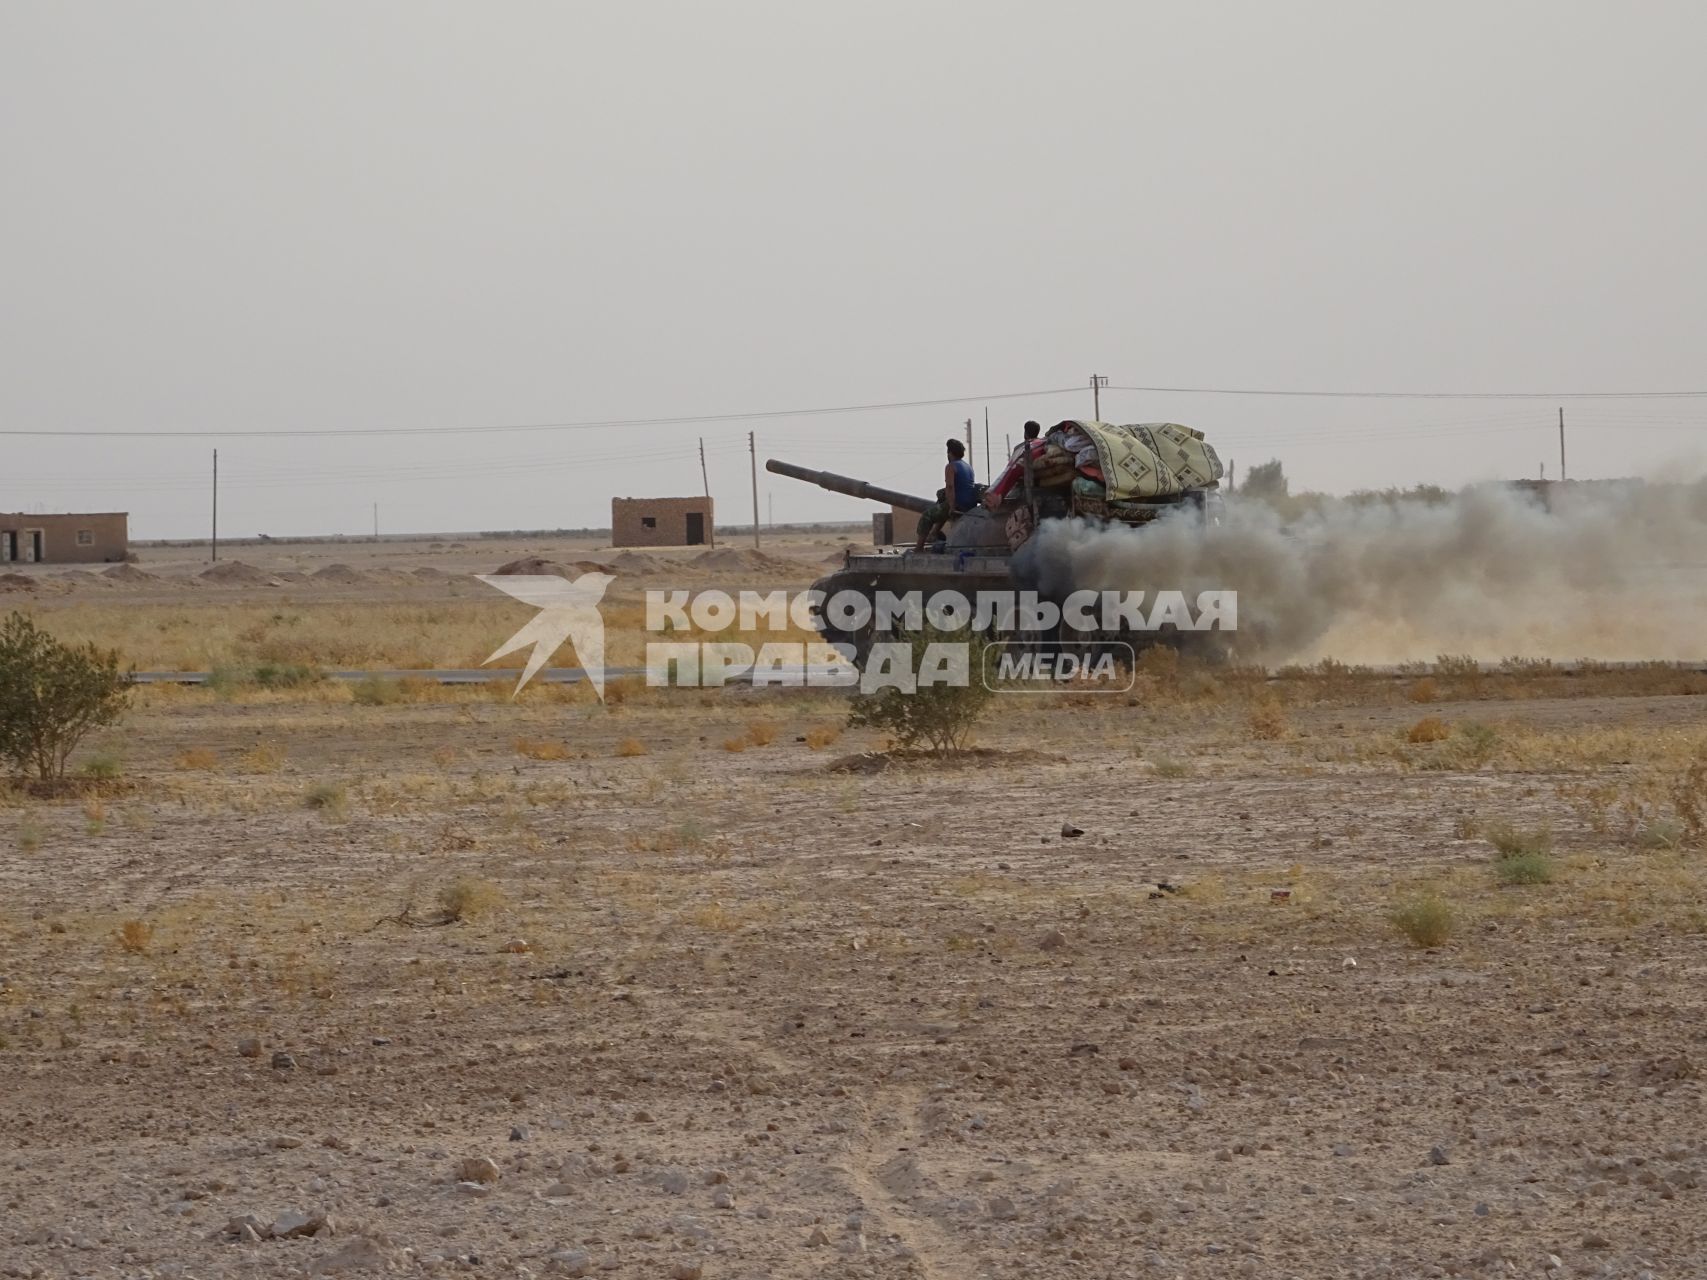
[[611, 497, 714, 548], [0, 512, 129, 564]]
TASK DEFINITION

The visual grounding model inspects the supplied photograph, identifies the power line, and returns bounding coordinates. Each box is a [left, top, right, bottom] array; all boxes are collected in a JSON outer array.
[[9, 380, 1707, 441], [1111, 384, 1707, 401], [0, 386, 1084, 440]]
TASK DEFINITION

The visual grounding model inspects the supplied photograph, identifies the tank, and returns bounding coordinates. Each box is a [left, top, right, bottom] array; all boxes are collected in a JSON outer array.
[[766, 424, 1226, 664]]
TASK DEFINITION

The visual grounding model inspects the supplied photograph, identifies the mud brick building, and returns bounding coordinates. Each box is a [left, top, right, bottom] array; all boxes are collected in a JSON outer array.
[[0, 512, 129, 564], [611, 497, 713, 547]]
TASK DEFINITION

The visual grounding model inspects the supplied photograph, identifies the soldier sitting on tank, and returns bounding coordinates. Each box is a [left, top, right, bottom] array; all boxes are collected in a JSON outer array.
[[915, 438, 979, 550], [1010, 419, 1041, 458]]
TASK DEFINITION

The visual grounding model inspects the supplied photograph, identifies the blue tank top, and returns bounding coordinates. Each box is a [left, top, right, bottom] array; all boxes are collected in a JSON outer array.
[[950, 458, 977, 508]]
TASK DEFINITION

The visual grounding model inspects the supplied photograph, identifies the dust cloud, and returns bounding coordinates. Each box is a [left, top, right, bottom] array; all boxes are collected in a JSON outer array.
[[1018, 481, 1707, 664]]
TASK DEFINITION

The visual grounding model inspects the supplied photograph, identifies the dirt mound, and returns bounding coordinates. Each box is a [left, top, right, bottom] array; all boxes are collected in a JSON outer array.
[[692, 547, 795, 573], [492, 556, 612, 578], [102, 563, 157, 584], [610, 550, 666, 574], [0, 572, 38, 592], [412, 566, 449, 579], [822, 543, 865, 566], [199, 560, 282, 587], [311, 563, 369, 584], [55, 570, 107, 588]]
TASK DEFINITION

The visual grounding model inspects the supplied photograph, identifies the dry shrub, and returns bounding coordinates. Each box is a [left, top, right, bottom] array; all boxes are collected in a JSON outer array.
[[603, 676, 643, 706], [614, 738, 648, 758], [513, 737, 571, 761], [685, 902, 741, 932], [239, 743, 286, 773], [1391, 894, 1453, 948], [1407, 716, 1451, 744], [431, 745, 459, 769], [804, 725, 842, 751], [174, 747, 220, 771], [1406, 677, 1438, 704], [303, 781, 349, 818], [626, 827, 680, 854], [1675, 755, 1707, 847], [1151, 755, 1192, 778], [1248, 699, 1289, 741], [1483, 820, 1552, 859], [721, 736, 748, 753], [745, 721, 778, 747], [83, 795, 107, 833], [437, 877, 506, 921], [116, 919, 153, 954]]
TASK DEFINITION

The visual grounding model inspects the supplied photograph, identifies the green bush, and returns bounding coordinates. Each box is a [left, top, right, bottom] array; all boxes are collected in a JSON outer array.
[[0, 612, 131, 780], [81, 750, 125, 780], [1483, 820, 1552, 858], [1391, 894, 1454, 948], [848, 624, 993, 754], [253, 662, 324, 690], [1494, 852, 1554, 886]]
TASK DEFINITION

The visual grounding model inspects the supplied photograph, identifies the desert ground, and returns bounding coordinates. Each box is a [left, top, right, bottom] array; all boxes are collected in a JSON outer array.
[[3, 533, 1707, 1280]]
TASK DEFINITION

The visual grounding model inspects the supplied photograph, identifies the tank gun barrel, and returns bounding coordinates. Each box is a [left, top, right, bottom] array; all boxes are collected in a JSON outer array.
[[765, 459, 933, 513]]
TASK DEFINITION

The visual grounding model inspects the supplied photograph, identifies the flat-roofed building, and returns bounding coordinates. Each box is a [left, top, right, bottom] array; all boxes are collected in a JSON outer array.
[[0, 513, 129, 564]]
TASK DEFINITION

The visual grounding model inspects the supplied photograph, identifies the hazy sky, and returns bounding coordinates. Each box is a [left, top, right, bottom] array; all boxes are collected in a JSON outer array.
[[3, 1, 1703, 539]]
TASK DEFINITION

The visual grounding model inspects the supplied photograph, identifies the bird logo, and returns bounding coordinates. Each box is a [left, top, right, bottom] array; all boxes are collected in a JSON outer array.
[[477, 572, 615, 698]]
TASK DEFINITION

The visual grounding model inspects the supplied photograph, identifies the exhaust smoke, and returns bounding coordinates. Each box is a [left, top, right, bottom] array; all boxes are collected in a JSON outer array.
[[1018, 481, 1707, 664]]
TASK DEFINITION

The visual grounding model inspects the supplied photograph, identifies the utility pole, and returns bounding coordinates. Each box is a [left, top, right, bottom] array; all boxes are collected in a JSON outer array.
[[699, 436, 715, 546], [1558, 407, 1567, 482], [983, 407, 991, 478], [1228, 459, 1236, 493], [211, 449, 218, 562], [748, 431, 761, 549], [373, 502, 378, 539], [1090, 374, 1108, 421], [964, 417, 973, 458]]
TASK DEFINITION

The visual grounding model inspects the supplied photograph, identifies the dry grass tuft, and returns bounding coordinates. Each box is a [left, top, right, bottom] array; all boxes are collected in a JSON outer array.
[[239, 743, 286, 773], [1391, 894, 1454, 948], [1406, 677, 1439, 704], [1483, 820, 1552, 859], [174, 747, 220, 771], [745, 721, 778, 747], [804, 725, 842, 751], [1151, 755, 1192, 778], [513, 737, 572, 761], [1248, 699, 1289, 741], [1407, 716, 1451, 744], [614, 738, 648, 758], [437, 877, 506, 921], [721, 736, 749, 754], [116, 919, 153, 954], [303, 781, 349, 818]]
